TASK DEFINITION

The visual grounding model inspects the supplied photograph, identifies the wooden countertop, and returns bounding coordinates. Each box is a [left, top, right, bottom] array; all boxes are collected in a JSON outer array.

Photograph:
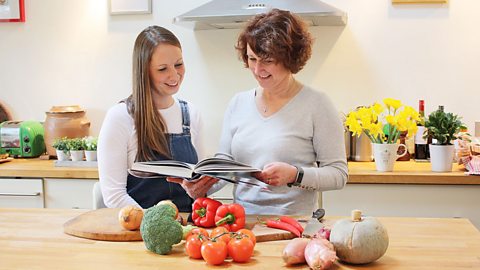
[[348, 160, 480, 185], [0, 208, 479, 269], [1, 158, 479, 185], [0, 158, 98, 179]]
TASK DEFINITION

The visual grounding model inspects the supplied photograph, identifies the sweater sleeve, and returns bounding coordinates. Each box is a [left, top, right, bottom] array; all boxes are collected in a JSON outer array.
[[301, 93, 348, 191], [98, 104, 141, 208]]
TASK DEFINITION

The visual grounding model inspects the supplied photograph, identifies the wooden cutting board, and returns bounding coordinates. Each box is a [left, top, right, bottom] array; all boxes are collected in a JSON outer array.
[[63, 208, 298, 242]]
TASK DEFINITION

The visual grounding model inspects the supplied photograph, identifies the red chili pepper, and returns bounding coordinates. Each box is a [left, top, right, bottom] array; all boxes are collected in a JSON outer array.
[[214, 203, 246, 232], [279, 216, 304, 234], [266, 219, 301, 237], [192, 197, 222, 228]]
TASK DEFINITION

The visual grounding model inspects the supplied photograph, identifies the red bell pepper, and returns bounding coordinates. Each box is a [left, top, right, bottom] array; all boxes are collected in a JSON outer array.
[[192, 197, 222, 228], [214, 203, 246, 232]]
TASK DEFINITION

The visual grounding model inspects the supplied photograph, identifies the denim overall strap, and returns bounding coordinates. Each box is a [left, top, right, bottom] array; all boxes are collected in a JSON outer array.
[[179, 99, 191, 134], [126, 100, 199, 211]]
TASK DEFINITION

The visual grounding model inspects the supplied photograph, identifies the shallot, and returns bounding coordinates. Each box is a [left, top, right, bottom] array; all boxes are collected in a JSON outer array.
[[313, 227, 331, 240], [304, 238, 337, 270], [282, 238, 310, 266]]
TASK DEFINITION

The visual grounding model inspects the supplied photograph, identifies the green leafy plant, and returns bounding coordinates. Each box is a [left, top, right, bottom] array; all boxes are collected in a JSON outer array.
[[424, 109, 465, 145], [83, 136, 98, 151], [66, 138, 85, 151], [52, 137, 69, 153]]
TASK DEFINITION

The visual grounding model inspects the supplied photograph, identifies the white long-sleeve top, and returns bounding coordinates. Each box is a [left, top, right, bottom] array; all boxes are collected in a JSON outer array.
[[215, 86, 348, 215], [98, 98, 204, 208]]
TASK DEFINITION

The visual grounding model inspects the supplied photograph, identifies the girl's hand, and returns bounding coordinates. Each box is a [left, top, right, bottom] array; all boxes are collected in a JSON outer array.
[[256, 162, 298, 186], [166, 175, 218, 199]]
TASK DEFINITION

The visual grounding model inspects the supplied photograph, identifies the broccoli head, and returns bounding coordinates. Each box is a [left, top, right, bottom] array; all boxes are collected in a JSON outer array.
[[140, 204, 183, 255]]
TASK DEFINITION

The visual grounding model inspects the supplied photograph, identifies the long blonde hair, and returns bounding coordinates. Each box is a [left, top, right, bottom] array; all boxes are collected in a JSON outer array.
[[127, 26, 182, 161]]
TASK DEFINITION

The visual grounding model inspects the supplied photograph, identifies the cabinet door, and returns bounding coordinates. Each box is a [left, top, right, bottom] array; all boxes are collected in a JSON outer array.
[[323, 184, 480, 229], [0, 178, 44, 208], [43, 178, 97, 209], [209, 183, 234, 203]]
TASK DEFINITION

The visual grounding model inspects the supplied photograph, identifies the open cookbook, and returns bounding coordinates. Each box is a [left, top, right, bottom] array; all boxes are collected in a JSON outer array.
[[130, 157, 262, 185]]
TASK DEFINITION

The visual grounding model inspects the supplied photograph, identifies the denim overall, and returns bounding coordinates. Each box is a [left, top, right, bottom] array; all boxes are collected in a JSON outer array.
[[126, 100, 198, 211]]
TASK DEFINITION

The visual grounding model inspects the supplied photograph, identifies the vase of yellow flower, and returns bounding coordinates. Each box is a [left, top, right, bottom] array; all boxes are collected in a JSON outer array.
[[345, 98, 420, 172], [372, 143, 408, 171]]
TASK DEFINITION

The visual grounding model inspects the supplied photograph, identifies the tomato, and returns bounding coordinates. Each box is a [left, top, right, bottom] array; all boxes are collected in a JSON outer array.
[[185, 234, 205, 259], [185, 227, 209, 240], [227, 236, 254, 263], [201, 240, 227, 265], [236, 228, 256, 246], [210, 226, 231, 244]]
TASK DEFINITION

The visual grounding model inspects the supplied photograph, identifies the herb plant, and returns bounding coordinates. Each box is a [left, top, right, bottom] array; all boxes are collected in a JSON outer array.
[[424, 109, 465, 145]]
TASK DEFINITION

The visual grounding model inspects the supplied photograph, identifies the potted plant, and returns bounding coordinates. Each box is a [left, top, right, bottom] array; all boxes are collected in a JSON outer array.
[[66, 138, 85, 162], [345, 98, 419, 171], [83, 136, 98, 162], [52, 137, 70, 161], [424, 108, 465, 172]]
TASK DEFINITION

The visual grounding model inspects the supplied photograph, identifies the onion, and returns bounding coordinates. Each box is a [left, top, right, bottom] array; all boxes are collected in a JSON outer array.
[[282, 238, 310, 266], [304, 238, 337, 270], [157, 200, 179, 219], [118, 205, 144, 230]]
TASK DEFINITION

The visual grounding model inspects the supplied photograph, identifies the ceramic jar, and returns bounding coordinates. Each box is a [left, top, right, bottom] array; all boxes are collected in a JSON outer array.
[[44, 105, 90, 157]]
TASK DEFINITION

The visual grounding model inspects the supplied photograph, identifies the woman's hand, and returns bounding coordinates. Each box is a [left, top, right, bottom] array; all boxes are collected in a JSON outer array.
[[166, 175, 219, 199], [255, 162, 297, 186]]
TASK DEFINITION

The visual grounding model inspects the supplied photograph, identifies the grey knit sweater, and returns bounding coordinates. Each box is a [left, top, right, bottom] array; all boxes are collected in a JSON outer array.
[[214, 86, 348, 215]]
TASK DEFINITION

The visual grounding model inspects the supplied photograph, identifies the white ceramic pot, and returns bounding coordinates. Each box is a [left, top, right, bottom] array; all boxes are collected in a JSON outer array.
[[70, 150, 84, 162], [56, 149, 70, 161], [373, 143, 407, 172], [85, 150, 97, 162], [429, 144, 455, 172]]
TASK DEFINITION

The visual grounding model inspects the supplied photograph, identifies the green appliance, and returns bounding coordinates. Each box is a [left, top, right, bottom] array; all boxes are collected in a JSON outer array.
[[0, 120, 46, 157]]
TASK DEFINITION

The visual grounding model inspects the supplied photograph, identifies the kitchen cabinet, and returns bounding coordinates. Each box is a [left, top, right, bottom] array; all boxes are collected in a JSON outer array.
[[0, 159, 98, 209], [323, 184, 480, 229], [209, 183, 234, 203], [0, 178, 44, 208], [326, 161, 480, 229], [43, 178, 97, 209], [209, 183, 323, 208], [1, 158, 479, 227]]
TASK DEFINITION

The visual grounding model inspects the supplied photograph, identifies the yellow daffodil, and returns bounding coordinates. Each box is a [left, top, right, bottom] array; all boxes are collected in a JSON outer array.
[[383, 98, 402, 110], [344, 98, 420, 144]]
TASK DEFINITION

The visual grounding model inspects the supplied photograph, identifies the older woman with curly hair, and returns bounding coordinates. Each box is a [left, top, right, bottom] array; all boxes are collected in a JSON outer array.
[[215, 9, 348, 215]]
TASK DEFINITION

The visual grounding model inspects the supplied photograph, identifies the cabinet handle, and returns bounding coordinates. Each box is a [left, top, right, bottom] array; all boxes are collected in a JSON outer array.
[[0, 192, 41, 197]]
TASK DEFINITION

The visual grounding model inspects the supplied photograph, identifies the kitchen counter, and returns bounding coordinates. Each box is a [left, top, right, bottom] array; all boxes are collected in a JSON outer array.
[[0, 208, 479, 269], [0, 158, 98, 179], [348, 160, 480, 185], [1, 158, 478, 184]]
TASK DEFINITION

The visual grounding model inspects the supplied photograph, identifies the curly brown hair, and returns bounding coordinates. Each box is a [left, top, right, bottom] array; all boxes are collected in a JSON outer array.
[[236, 9, 313, 74]]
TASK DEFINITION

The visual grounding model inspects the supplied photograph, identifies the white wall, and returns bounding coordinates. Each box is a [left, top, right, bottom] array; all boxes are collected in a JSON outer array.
[[1, 0, 479, 156]]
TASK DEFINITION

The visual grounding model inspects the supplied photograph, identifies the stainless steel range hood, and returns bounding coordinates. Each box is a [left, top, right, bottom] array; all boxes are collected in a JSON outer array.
[[173, 0, 347, 30]]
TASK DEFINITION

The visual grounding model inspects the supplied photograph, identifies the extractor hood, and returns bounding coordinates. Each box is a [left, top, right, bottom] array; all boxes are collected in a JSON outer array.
[[173, 0, 347, 30]]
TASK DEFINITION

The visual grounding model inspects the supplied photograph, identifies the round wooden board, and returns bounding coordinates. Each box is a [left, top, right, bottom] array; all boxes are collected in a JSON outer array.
[[63, 208, 142, 241], [63, 208, 297, 242]]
